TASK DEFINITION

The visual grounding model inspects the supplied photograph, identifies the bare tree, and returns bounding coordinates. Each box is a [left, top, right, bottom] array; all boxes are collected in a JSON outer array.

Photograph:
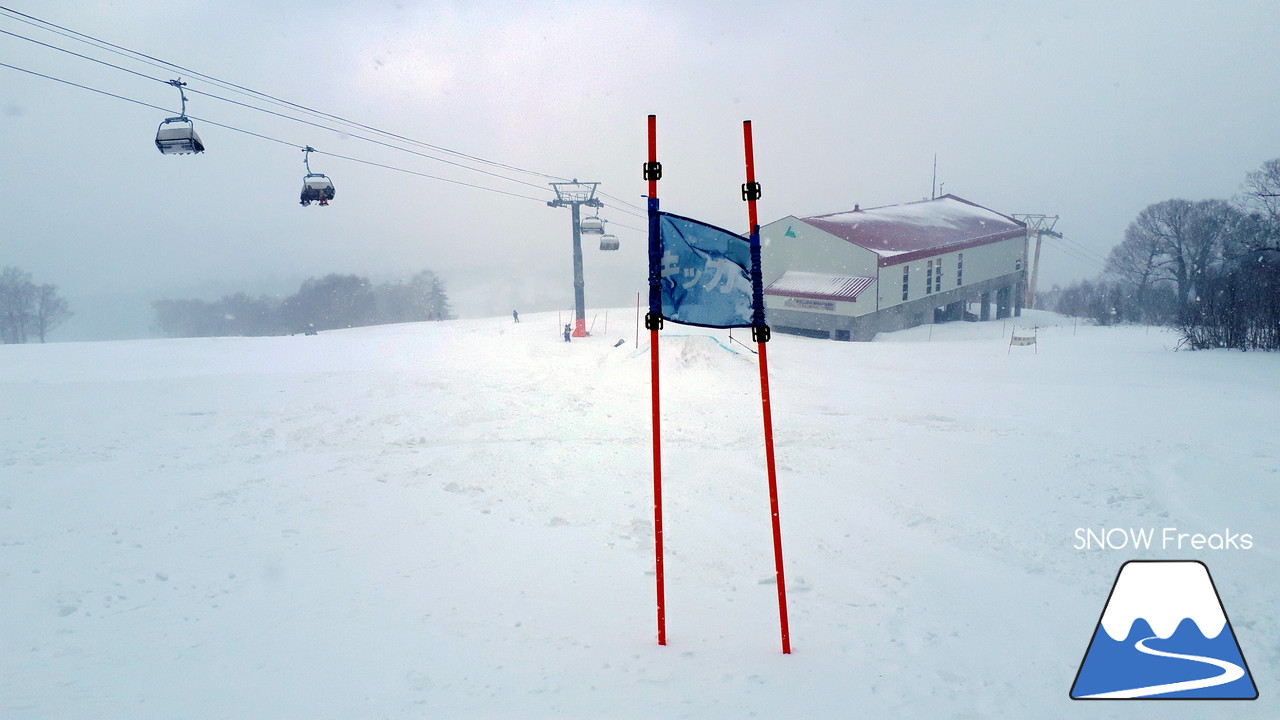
[[1121, 199, 1241, 314], [1241, 158, 1280, 222], [0, 267, 36, 343], [1086, 160, 1280, 348], [1238, 157, 1280, 254], [1106, 225, 1166, 321], [32, 284, 72, 343], [1167, 159, 1280, 349], [0, 268, 71, 343]]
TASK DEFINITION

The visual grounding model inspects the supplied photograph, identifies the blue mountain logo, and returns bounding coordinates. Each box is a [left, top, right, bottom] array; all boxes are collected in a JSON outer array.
[[1071, 560, 1257, 699]]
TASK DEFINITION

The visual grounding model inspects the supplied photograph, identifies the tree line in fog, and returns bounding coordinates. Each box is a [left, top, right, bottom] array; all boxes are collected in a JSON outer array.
[[0, 266, 71, 344], [1042, 158, 1280, 350], [151, 270, 453, 338]]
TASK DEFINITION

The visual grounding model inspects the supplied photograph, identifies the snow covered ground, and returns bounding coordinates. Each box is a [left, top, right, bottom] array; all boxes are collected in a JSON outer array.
[[2, 310, 1277, 719]]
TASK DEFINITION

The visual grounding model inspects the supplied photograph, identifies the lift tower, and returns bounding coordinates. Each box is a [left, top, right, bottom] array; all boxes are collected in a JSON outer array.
[[548, 180, 603, 337], [1013, 214, 1062, 309]]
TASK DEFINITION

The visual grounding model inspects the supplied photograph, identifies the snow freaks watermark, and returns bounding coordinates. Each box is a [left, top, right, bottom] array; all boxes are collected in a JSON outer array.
[[1070, 561, 1258, 700], [1073, 527, 1254, 551]]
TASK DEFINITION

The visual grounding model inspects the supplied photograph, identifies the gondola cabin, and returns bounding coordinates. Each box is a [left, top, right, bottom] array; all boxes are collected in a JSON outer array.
[[155, 117, 204, 155], [300, 174, 336, 206], [580, 216, 604, 234], [599, 233, 619, 251]]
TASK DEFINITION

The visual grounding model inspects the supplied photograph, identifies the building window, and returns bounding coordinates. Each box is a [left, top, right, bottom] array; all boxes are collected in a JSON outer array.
[[933, 257, 943, 293], [957, 253, 964, 287], [1015, 258, 1023, 271], [925, 260, 933, 295], [901, 265, 909, 301]]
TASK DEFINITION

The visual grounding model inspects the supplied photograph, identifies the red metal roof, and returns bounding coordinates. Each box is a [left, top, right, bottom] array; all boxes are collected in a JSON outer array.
[[765, 271, 877, 301], [798, 195, 1025, 267]]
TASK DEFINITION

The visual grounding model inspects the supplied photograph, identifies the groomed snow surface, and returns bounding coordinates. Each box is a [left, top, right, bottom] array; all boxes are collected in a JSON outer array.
[[3, 310, 1277, 719]]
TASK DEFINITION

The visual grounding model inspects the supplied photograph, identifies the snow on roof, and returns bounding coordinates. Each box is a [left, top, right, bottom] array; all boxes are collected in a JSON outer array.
[[764, 271, 876, 301], [798, 195, 1025, 263]]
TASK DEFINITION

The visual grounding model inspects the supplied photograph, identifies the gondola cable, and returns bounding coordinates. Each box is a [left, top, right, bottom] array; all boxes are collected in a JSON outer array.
[[0, 60, 551, 205], [2, 10, 661, 225], [2, 11, 649, 223], [0, 24, 556, 193], [0, 5, 571, 184]]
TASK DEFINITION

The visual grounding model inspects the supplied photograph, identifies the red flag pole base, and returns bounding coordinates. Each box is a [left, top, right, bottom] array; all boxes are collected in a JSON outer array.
[[743, 119, 791, 655], [651, 324, 666, 646], [646, 114, 666, 646], [572, 317, 587, 337], [757, 339, 791, 654]]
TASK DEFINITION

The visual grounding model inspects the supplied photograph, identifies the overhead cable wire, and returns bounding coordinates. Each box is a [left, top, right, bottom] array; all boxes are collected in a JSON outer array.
[[0, 61, 555, 205], [0, 27, 164, 84], [0, 61, 175, 125], [183, 87, 555, 193], [1052, 234, 1110, 267], [1046, 239, 1102, 268], [1057, 235, 1111, 266], [0, 9, 190, 80], [1045, 237, 1108, 271], [598, 204, 648, 222], [596, 190, 648, 214], [0, 4, 572, 184], [2, 12, 383, 145], [0, 23, 556, 196], [2, 9, 654, 215], [0, 61, 304, 149], [314, 150, 549, 204], [3, 7, 666, 218], [594, 201, 648, 222], [0, 4, 541, 174]]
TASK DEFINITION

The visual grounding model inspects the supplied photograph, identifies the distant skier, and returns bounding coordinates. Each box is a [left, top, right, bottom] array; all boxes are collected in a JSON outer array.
[[513, 310, 520, 323], [563, 324, 571, 342]]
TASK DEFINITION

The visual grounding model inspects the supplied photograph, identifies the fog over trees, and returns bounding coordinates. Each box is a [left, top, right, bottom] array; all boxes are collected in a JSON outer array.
[[1043, 158, 1280, 350], [152, 270, 452, 338], [0, 266, 72, 344]]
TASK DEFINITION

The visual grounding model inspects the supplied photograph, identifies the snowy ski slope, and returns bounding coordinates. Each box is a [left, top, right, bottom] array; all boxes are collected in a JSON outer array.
[[2, 310, 1277, 718]]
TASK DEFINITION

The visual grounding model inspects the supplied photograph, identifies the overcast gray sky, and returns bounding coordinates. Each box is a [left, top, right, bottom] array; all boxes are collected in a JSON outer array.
[[3, 0, 1278, 339]]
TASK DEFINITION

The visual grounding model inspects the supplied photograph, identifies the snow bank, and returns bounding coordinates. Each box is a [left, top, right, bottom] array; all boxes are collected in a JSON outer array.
[[3, 311, 1277, 718]]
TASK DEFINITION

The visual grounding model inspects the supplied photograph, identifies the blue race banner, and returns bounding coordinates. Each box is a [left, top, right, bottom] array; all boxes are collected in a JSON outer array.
[[657, 211, 756, 328]]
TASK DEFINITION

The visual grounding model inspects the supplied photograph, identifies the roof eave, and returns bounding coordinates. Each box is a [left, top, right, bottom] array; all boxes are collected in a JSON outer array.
[[765, 287, 875, 302], [876, 228, 1027, 267]]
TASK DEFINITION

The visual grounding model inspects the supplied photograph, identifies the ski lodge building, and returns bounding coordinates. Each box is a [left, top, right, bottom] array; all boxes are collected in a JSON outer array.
[[760, 195, 1027, 341]]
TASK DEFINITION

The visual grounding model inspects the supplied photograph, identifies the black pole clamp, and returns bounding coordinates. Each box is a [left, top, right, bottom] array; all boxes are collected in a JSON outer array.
[[752, 324, 771, 343], [645, 312, 664, 331], [643, 161, 663, 181], [742, 182, 762, 202]]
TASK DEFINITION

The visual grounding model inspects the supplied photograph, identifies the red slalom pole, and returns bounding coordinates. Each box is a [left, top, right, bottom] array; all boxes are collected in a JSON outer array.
[[648, 115, 659, 200], [756, 340, 790, 654], [743, 119, 791, 654], [646, 114, 666, 646]]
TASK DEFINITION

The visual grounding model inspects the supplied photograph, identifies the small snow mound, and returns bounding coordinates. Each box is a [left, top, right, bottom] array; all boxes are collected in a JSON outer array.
[[667, 334, 747, 369]]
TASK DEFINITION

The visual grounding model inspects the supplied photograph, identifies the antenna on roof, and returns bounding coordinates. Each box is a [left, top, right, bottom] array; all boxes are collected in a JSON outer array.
[[931, 154, 937, 200]]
